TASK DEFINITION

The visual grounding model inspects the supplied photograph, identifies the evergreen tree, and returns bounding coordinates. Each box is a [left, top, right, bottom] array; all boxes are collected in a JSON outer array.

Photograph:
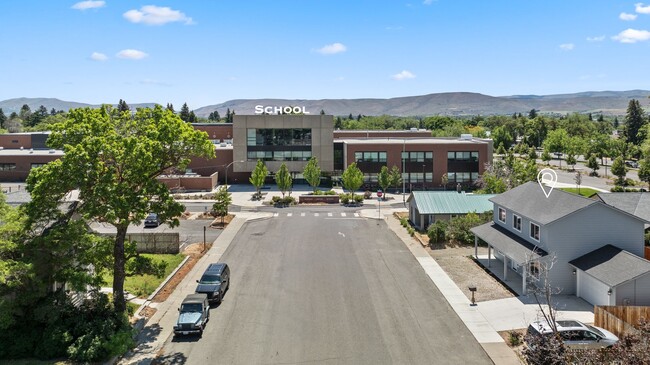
[[166, 103, 175, 113], [528, 109, 538, 119], [624, 99, 646, 145], [117, 99, 130, 112], [597, 114, 604, 122], [188, 111, 197, 123], [19, 104, 31, 121], [334, 116, 342, 129], [9, 111, 18, 120], [614, 117, 619, 129], [179, 103, 191, 122], [0, 108, 6, 129], [320, 109, 325, 115], [50, 108, 57, 116], [348, 113, 353, 120], [356, 114, 362, 121]]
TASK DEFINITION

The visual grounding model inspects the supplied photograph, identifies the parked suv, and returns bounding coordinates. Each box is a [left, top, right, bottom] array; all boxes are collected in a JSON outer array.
[[527, 319, 618, 349], [173, 293, 209, 336], [195, 263, 230, 304]]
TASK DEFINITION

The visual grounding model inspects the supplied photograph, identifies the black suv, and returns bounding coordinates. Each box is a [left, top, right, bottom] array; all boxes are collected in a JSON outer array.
[[195, 263, 230, 304]]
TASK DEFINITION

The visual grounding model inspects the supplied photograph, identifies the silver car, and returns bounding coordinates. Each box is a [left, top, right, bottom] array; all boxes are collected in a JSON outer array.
[[527, 319, 618, 349]]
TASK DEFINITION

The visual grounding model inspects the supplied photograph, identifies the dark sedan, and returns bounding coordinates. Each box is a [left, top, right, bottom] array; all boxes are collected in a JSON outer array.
[[144, 213, 161, 228]]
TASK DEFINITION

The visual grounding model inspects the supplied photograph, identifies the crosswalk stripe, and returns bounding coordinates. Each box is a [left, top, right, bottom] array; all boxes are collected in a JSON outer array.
[[341, 213, 347, 217], [354, 213, 359, 217], [273, 213, 279, 217], [314, 213, 319, 217], [328, 212, 333, 217], [287, 213, 293, 217], [301, 212, 306, 217]]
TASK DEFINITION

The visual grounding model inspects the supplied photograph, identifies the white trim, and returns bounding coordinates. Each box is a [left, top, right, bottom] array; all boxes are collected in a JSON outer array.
[[513, 214, 522, 232], [529, 222, 540, 241], [498, 207, 506, 223]]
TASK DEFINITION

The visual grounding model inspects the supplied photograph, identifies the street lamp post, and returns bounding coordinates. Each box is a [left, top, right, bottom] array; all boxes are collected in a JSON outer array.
[[224, 160, 245, 191]]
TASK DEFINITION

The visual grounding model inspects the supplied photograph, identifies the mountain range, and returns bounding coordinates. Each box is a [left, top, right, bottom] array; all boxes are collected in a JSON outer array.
[[2, 90, 649, 118]]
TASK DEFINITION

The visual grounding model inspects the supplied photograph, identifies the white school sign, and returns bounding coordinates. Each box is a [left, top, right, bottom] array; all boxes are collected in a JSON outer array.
[[254, 105, 310, 115]]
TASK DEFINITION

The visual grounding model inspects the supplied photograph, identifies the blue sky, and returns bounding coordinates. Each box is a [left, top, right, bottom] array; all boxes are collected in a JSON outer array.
[[1, 1, 649, 109]]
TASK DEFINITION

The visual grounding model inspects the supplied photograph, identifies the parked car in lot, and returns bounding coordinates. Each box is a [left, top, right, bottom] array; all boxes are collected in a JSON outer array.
[[173, 293, 210, 336], [527, 319, 618, 349], [144, 213, 161, 228], [195, 263, 230, 304], [625, 160, 639, 168]]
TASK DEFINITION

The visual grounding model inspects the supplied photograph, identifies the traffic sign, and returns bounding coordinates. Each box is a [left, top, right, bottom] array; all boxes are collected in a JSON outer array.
[[377, 191, 383, 198]]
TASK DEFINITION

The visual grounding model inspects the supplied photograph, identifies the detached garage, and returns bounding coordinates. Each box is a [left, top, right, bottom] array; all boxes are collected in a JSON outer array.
[[570, 245, 650, 306]]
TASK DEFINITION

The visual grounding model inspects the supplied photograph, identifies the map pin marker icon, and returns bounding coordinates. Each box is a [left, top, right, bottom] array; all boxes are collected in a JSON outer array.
[[537, 168, 557, 198]]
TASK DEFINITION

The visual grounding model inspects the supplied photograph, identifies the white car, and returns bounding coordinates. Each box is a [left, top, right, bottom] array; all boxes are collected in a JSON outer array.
[[527, 319, 618, 349]]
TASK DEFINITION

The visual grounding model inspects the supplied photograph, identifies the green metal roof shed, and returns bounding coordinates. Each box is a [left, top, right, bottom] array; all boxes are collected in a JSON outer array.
[[407, 191, 496, 215]]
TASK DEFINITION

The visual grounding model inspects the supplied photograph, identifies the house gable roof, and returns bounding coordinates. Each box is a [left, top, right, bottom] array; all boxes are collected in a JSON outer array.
[[569, 245, 650, 287], [409, 191, 495, 215], [489, 181, 601, 225], [596, 192, 650, 224]]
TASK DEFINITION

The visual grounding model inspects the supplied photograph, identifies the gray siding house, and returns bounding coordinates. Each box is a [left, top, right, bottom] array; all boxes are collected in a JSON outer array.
[[471, 182, 650, 306]]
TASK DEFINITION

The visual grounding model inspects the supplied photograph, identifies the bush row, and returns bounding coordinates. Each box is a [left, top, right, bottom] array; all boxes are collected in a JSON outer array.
[[339, 193, 364, 204]]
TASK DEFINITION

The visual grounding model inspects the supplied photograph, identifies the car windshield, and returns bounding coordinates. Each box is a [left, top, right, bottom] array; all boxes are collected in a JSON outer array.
[[180, 303, 202, 312], [585, 324, 604, 338], [147, 214, 157, 220], [200, 274, 221, 284]]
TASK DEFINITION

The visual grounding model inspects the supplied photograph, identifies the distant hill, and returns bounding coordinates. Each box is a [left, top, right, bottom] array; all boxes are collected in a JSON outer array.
[[0, 98, 157, 115], [2, 90, 649, 117], [194, 90, 650, 117]]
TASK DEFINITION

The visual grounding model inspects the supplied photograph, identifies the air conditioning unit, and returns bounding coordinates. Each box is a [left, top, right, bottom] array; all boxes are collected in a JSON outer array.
[[460, 134, 473, 140]]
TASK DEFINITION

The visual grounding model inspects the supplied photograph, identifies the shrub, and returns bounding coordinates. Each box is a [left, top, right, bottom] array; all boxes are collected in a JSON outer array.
[[400, 217, 408, 227], [508, 330, 522, 347], [364, 190, 372, 199], [340, 193, 350, 204], [427, 220, 448, 244], [354, 195, 364, 203], [446, 212, 490, 245], [407, 226, 415, 236], [271, 196, 295, 206]]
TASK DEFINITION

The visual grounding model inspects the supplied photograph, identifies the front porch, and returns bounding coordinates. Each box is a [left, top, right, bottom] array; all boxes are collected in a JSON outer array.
[[475, 253, 526, 296]]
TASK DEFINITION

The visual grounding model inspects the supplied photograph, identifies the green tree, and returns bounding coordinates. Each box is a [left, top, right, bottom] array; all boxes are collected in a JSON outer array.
[[446, 212, 484, 245], [624, 99, 647, 146], [611, 156, 627, 186], [389, 165, 402, 192], [541, 149, 552, 165], [179, 103, 191, 122], [0, 108, 6, 129], [275, 163, 292, 198], [25, 105, 215, 314], [638, 155, 650, 190], [377, 166, 390, 199], [341, 162, 364, 200], [188, 111, 197, 123], [528, 109, 538, 119], [586, 154, 599, 176], [212, 186, 232, 225], [117, 99, 129, 112], [249, 159, 268, 198], [527, 147, 537, 161], [302, 157, 321, 192], [19, 104, 31, 122], [165, 103, 175, 113], [543, 128, 569, 168]]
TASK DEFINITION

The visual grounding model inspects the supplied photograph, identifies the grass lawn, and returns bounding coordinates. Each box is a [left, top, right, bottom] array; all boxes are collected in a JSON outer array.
[[559, 187, 600, 198], [103, 253, 185, 298]]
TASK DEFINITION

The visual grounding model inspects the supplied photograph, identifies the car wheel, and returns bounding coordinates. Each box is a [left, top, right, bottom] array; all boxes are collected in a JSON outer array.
[[217, 292, 223, 304]]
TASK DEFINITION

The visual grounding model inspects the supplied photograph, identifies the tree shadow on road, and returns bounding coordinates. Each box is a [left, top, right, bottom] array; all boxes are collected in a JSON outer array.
[[151, 352, 188, 365]]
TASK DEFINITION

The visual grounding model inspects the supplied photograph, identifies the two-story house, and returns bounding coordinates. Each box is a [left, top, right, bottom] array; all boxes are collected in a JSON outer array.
[[470, 182, 650, 306]]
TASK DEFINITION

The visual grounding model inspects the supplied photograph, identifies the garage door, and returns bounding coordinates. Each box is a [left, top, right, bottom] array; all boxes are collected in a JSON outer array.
[[577, 271, 609, 306]]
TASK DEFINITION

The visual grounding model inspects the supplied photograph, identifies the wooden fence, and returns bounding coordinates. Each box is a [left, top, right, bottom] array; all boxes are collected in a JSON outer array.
[[645, 246, 650, 260], [594, 305, 650, 338]]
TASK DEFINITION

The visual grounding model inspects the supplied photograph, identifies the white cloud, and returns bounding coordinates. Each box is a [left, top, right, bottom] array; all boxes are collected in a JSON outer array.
[[391, 70, 416, 80], [586, 35, 605, 42], [90, 52, 107, 61], [71, 0, 105, 10], [559, 43, 575, 50], [612, 28, 650, 43], [315, 43, 347, 55], [635, 3, 650, 14], [116, 49, 148, 60], [620, 12, 638, 21], [423, 0, 436, 4], [123, 5, 194, 25]]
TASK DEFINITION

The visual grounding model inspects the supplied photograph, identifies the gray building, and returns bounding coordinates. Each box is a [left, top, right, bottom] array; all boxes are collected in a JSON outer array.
[[471, 182, 650, 306]]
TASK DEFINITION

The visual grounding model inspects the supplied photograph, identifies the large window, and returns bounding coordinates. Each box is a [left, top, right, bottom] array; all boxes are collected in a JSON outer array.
[[447, 172, 479, 183], [0, 163, 16, 171], [355, 151, 387, 163], [247, 128, 311, 146], [530, 222, 540, 241], [247, 150, 311, 161], [447, 151, 479, 162], [401, 151, 433, 163]]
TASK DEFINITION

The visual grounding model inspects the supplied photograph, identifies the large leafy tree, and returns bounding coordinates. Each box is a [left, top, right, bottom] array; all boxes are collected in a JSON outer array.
[[638, 155, 650, 190], [275, 163, 292, 198], [341, 162, 364, 199], [624, 99, 646, 146], [24, 105, 215, 314], [249, 159, 268, 198], [303, 157, 321, 192], [491, 126, 514, 150]]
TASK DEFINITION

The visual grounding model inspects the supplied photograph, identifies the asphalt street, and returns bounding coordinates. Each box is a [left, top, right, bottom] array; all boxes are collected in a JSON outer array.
[[157, 207, 491, 365]]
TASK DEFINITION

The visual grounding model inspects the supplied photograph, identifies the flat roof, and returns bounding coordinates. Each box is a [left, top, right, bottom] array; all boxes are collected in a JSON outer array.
[[338, 137, 490, 145], [0, 149, 64, 156]]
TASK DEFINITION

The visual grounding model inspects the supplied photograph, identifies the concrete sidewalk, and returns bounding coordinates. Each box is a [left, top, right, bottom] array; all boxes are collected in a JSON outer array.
[[117, 211, 273, 365]]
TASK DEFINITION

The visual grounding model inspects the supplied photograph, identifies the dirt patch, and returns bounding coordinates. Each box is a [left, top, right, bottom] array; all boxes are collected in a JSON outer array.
[[138, 306, 157, 319], [427, 246, 514, 302], [499, 329, 527, 361], [209, 214, 235, 228], [150, 242, 212, 303]]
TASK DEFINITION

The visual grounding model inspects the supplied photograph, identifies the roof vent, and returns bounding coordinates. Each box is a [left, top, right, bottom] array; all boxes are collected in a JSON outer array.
[[460, 134, 473, 140], [20, 146, 23, 150], [29, 148, 34, 154], [49, 149, 55, 154], [410, 128, 418, 132]]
